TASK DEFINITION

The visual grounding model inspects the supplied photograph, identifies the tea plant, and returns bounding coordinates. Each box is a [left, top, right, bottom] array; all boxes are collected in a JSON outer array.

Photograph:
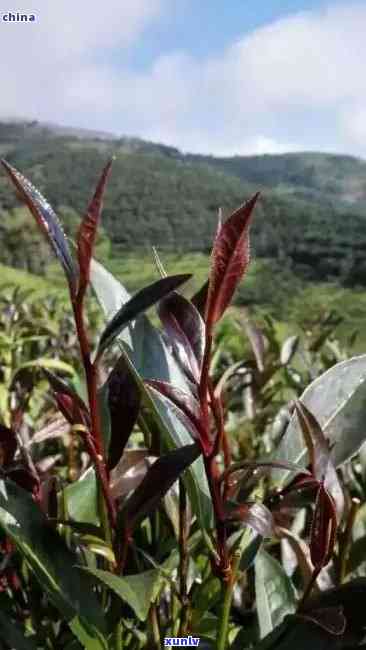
[[1, 157, 366, 649]]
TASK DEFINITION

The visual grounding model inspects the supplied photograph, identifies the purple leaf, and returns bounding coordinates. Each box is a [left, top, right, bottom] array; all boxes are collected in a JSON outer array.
[[147, 383, 211, 455], [1, 160, 77, 294], [158, 291, 205, 383], [146, 380, 201, 422], [107, 355, 141, 470], [77, 159, 113, 298], [120, 443, 200, 533], [54, 393, 89, 428], [294, 401, 344, 520], [44, 370, 90, 428], [97, 274, 192, 356], [294, 401, 330, 482], [0, 424, 17, 468], [7, 467, 40, 496], [205, 194, 259, 328], [310, 484, 337, 569], [222, 459, 307, 492], [298, 607, 346, 636], [191, 280, 209, 318], [227, 502, 274, 538]]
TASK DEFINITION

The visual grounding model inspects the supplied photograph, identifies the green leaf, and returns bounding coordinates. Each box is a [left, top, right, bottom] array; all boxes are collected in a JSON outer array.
[[91, 259, 189, 389], [69, 618, 108, 650], [192, 576, 221, 612], [148, 388, 213, 531], [90, 260, 214, 533], [12, 357, 75, 383], [0, 478, 107, 648], [228, 526, 262, 571], [255, 550, 297, 639], [90, 258, 130, 320], [80, 567, 162, 622], [63, 467, 99, 525], [273, 355, 366, 482], [191, 611, 219, 640], [349, 503, 366, 577]]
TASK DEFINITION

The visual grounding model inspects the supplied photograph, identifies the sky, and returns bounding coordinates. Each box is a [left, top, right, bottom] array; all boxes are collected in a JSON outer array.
[[1, 0, 366, 157]]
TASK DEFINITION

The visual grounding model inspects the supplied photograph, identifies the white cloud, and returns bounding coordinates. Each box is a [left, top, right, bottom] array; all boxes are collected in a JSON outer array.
[[1, 2, 366, 157], [0, 0, 163, 119], [339, 105, 366, 145]]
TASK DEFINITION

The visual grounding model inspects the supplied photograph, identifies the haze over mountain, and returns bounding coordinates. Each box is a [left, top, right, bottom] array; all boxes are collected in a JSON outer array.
[[1, 119, 366, 287]]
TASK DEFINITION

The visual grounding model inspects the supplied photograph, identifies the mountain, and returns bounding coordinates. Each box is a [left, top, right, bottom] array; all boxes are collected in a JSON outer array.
[[0, 119, 366, 286], [187, 151, 366, 208]]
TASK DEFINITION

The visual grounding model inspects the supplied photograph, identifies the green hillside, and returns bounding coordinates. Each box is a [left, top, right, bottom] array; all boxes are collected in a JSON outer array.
[[188, 151, 366, 207], [0, 119, 366, 287], [0, 262, 59, 293]]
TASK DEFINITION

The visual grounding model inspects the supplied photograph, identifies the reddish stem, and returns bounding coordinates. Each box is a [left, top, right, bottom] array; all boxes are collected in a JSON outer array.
[[298, 567, 321, 611], [117, 529, 131, 575], [199, 333, 213, 427], [208, 379, 231, 468], [204, 448, 230, 581], [72, 297, 117, 528], [199, 328, 231, 581]]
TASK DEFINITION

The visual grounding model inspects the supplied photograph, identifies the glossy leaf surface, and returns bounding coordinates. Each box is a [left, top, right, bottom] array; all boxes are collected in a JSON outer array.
[[205, 193, 259, 327], [44, 369, 90, 427], [255, 550, 297, 639], [107, 354, 141, 469], [294, 401, 344, 519], [77, 159, 113, 296], [0, 478, 107, 645], [63, 467, 99, 525], [310, 485, 337, 569], [81, 568, 162, 622], [120, 443, 200, 532], [1, 160, 77, 294], [91, 259, 213, 532], [158, 291, 205, 382], [273, 355, 366, 478], [98, 274, 191, 355]]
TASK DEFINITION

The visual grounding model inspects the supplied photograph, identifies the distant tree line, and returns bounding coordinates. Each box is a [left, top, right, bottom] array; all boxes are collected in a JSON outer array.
[[1, 125, 366, 286]]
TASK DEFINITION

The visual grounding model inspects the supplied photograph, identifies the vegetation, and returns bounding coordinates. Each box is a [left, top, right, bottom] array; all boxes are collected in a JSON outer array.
[[1, 120, 366, 288], [1, 157, 366, 650]]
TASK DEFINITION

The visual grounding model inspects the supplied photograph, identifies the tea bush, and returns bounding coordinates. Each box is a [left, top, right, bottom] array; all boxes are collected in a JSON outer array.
[[1, 158, 366, 649]]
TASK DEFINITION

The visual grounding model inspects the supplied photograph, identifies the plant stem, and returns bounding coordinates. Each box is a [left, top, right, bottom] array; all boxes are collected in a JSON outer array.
[[178, 479, 190, 636], [117, 529, 131, 575], [339, 497, 360, 583], [113, 620, 123, 650], [208, 379, 231, 467], [204, 454, 229, 579], [199, 333, 213, 426], [298, 567, 320, 611], [148, 605, 161, 649], [216, 551, 240, 650], [72, 299, 117, 529]]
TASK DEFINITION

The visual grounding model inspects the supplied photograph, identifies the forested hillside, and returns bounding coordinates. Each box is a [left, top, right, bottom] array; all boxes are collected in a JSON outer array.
[[1, 119, 366, 286], [188, 151, 366, 207]]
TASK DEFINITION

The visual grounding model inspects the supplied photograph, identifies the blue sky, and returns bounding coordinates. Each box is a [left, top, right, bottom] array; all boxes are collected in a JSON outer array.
[[124, 0, 348, 69], [1, 0, 366, 157]]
